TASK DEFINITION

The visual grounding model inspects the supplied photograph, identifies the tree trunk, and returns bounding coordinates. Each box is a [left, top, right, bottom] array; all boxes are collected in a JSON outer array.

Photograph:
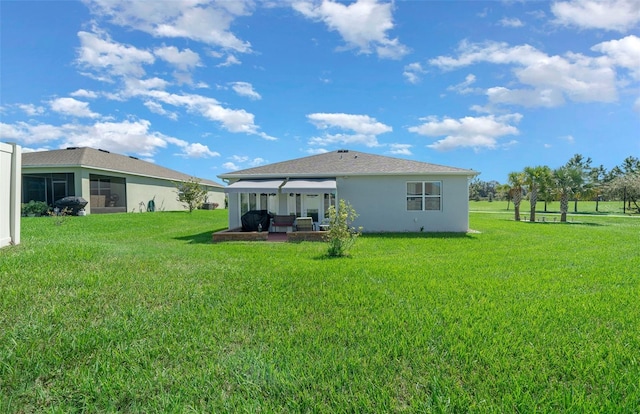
[[529, 189, 537, 222], [513, 191, 522, 221], [560, 194, 569, 222]]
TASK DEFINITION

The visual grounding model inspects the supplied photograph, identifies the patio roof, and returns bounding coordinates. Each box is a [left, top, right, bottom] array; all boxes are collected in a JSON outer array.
[[281, 179, 336, 194], [224, 179, 283, 193], [224, 178, 336, 194]]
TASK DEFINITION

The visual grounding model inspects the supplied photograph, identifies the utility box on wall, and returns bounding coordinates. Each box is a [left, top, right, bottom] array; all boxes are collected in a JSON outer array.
[[0, 142, 21, 248]]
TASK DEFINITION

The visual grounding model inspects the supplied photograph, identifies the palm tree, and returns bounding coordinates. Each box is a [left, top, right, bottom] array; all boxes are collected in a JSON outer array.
[[553, 166, 583, 222], [508, 171, 525, 221], [589, 165, 608, 212], [523, 165, 551, 222], [565, 154, 591, 213]]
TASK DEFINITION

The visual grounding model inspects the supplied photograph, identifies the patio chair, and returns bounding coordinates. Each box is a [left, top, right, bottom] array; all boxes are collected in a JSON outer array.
[[319, 218, 330, 231], [295, 217, 313, 232], [272, 214, 296, 232]]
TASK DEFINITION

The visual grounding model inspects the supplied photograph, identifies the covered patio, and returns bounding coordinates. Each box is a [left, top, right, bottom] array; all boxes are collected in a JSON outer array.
[[224, 178, 336, 233]]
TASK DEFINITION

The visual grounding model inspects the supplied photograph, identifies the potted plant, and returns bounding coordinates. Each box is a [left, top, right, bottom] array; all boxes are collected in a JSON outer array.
[[22, 200, 50, 217]]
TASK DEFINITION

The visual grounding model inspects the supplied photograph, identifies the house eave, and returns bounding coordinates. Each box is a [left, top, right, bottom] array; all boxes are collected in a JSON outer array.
[[218, 170, 478, 181], [23, 163, 223, 188]]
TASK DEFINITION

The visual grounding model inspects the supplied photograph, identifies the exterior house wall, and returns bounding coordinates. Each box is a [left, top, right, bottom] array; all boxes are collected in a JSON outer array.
[[0, 142, 21, 247], [337, 175, 470, 232], [228, 193, 241, 228], [125, 175, 225, 213], [224, 174, 470, 233], [22, 166, 225, 214]]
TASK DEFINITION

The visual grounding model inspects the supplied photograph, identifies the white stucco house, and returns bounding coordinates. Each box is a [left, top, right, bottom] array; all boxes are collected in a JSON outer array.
[[218, 149, 479, 233], [22, 147, 225, 214]]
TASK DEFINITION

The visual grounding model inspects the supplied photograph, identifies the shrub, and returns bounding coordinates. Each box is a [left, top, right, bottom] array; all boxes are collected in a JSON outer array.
[[21, 200, 50, 216], [175, 178, 207, 213], [324, 199, 362, 257]]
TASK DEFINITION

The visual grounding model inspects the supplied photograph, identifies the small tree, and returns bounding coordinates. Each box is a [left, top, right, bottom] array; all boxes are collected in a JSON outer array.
[[324, 199, 362, 257], [175, 178, 207, 213]]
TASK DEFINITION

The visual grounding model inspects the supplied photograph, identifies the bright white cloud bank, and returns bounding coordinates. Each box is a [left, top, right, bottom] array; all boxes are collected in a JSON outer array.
[[429, 36, 640, 107], [408, 114, 522, 151], [552, 0, 640, 32], [83, 0, 253, 52]]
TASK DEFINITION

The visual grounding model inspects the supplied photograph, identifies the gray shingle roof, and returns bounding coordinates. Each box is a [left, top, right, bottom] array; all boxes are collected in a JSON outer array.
[[22, 147, 223, 187], [219, 149, 478, 179]]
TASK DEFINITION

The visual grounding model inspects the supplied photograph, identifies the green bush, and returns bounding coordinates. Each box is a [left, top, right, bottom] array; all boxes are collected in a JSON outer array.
[[324, 199, 362, 257], [21, 200, 50, 216]]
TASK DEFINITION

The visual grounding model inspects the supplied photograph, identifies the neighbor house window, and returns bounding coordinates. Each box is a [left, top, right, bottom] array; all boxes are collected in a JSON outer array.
[[407, 181, 441, 211]]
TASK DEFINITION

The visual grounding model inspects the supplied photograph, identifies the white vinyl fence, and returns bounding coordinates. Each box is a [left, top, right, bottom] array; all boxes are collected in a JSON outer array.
[[0, 142, 21, 248]]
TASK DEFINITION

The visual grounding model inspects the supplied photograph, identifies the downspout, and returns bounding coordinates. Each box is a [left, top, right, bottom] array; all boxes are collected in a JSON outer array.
[[278, 177, 289, 194]]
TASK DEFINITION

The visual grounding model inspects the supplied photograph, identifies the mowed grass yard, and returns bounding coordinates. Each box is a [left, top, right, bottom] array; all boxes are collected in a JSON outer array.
[[1, 208, 638, 412]]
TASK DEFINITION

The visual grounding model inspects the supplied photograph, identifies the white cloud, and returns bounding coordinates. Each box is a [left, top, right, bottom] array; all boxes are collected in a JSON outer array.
[[143, 100, 178, 120], [0, 122, 66, 144], [175, 142, 220, 158], [230, 81, 262, 100], [0, 119, 185, 157], [249, 157, 266, 167], [448, 74, 478, 95], [486, 87, 565, 107], [499, 17, 524, 28], [216, 54, 241, 67], [408, 113, 522, 151], [230, 155, 249, 163], [307, 113, 392, 148], [84, 0, 253, 52], [388, 143, 412, 155], [49, 97, 100, 118], [403, 62, 426, 84], [552, 0, 640, 32], [430, 40, 619, 107], [76, 29, 155, 80], [592, 35, 640, 79], [307, 113, 392, 135], [70, 89, 99, 99], [18, 104, 46, 116], [154, 45, 201, 71], [116, 81, 275, 140], [222, 155, 265, 170], [222, 161, 240, 171], [293, 0, 409, 59], [634, 97, 640, 114]]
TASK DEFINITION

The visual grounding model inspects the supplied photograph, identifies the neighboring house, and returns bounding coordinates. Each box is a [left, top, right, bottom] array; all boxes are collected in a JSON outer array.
[[218, 149, 479, 233], [22, 147, 225, 214]]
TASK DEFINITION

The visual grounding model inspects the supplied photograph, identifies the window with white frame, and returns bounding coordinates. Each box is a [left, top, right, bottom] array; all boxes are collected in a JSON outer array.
[[407, 181, 441, 211]]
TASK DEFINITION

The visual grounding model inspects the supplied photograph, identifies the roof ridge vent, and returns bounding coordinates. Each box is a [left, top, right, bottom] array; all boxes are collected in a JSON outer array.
[[129, 155, 139, 160], [66, 147, 79, 150], [98, 149, 110, 153], [337, 149, 349, 153]]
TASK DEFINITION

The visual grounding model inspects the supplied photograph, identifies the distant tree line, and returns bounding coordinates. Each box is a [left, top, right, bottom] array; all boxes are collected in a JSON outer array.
[[469, 155, 640, 221]]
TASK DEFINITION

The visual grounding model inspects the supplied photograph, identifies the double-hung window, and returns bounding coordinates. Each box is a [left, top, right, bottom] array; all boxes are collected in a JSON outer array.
[[407, 181, 441, 211]]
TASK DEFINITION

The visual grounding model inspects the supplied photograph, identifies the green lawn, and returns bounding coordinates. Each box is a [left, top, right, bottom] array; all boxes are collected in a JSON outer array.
[[1, 209, 639, 412]]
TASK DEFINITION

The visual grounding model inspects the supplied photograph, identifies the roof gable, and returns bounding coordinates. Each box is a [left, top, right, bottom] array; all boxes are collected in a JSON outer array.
[[219, 150, 477, 179], [22, 147, 223, 187]]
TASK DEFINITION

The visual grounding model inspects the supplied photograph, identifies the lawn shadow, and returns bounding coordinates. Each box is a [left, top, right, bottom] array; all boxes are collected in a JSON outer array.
[[174, 227, 227, 244]]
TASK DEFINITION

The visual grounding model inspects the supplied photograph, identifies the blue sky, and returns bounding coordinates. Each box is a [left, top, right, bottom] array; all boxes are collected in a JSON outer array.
[[1, 0, 639, 183]]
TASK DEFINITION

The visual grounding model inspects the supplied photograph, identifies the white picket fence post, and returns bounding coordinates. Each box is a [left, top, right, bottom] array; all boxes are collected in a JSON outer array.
[[0, 142, 21, 248]]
